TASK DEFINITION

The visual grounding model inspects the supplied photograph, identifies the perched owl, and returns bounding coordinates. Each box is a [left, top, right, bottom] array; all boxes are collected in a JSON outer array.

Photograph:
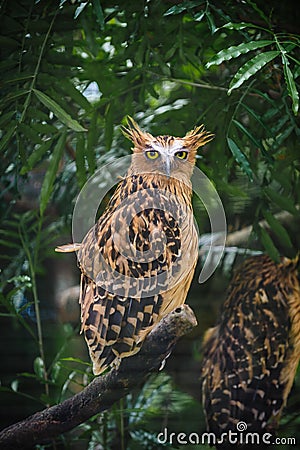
[[201, 254, 300, 445], [57, 118, 213, 374]]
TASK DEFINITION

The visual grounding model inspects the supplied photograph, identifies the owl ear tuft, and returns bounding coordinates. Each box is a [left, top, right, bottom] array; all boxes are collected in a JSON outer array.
[[183, 125, 214, 151], [121, 116, 153, 150]]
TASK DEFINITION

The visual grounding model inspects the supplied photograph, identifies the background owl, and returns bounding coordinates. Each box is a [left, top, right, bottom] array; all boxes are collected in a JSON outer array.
[[58, 118, 213, 375], [201, 254, 300, 445]]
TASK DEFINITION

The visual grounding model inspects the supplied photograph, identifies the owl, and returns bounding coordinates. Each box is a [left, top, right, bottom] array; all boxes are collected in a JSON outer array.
[[57, 117, 213, 375], [201, 254, 300, 444]]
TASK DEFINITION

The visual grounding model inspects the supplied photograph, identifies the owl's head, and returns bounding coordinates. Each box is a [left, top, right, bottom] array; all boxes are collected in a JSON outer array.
[[122, 117, 214, 180]]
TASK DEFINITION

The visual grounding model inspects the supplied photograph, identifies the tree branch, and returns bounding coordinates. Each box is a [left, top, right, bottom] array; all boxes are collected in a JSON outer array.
[[0, 305, 197, 450], [225, 208, 299, 247]]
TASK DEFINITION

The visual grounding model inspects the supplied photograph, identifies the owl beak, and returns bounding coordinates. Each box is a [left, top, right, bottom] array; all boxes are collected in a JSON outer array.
[[163, 155, 171, 178]]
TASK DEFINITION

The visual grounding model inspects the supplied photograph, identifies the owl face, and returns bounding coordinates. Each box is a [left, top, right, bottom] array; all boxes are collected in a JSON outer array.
[[122, 117, 214, 180], [142, 136, 191, 178]]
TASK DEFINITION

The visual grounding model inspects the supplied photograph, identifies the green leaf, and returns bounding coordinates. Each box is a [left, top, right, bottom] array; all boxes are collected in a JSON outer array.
[[272, 169, 292, 192], [86, 110, 98, 175], [270, 114, 289, 135], [0, 122, 16, 153], [0, 239, 21, 249], [152, 52, 172, 76], [26, 106, 50, 122], [34, 356, 45, 379], [264, 187, 298, 216], [228, 51, 280, 93], [232, 119, 272, 160], [3, 72, 34, 84], [33, 89, 86, 132], [294, 64, 300, 79], [51, 362, 61, 383], [18, 124, 42, 144], [206, 41, 273, 68], [258, 225, 280, 262], [0, 228, 19, 239], [247, 0, 270, 25], [194, 11, 205, 22], [227, 137, 253, 181], [164, 1, 201, 16], [39, 132, 66, 216], [282, 56, 299, 115], [58, 79, 92, 112], [30, 123, 58, 135], [60, 357, 91, 366], [0, 385, 15, 393], [205, 11, 216, 34], [275, 125, 294, 147], [20, 139, 52, 175], [233, 119, 261, 148], [220, 21, 258, 31], [262, 105, 281, 121], [241, 102, 271, 134], [104, 102, 114, 151], [3, 89, 30, 104], [11, 380, 19, 392], [74, 2, 89, 19], [0, 110, 15, 127], [60, 370, 78, 398], [75, 133, 87, 189], [92, 0, 105, 30], [262, 210, 293, 249]]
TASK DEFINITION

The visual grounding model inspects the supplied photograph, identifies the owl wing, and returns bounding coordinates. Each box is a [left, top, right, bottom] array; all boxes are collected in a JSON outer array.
[[201, 276, 290, 438], [78, 187, 195, 374]]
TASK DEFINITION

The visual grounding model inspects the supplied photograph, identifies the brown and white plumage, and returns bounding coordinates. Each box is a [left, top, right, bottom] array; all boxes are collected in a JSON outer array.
[[201, 254, 300, 445], [57, 118, 213, 374]]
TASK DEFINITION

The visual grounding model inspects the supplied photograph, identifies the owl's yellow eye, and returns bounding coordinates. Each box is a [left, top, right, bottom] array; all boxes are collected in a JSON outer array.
[[175, 150, 188, 160], [146, 150, 159, 160]]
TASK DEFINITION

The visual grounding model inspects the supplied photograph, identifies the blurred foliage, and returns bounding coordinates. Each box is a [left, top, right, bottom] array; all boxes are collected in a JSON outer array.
[[0, 0, 299, 448]]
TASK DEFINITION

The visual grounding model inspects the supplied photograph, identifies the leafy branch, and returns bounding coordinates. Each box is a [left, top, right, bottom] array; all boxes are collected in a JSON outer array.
[[19, 9, 58, 125], [205, 21, 299, 114]]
